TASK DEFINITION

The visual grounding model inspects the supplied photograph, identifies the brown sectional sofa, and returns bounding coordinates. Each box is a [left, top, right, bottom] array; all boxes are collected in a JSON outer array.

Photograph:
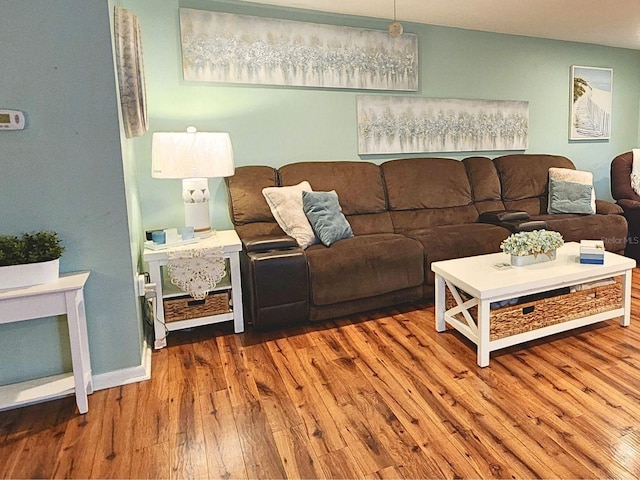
[[226, 154, 628, 330]]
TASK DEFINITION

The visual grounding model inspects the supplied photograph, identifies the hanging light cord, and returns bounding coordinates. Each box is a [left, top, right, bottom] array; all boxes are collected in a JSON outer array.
[[388, 0, 403, 36]]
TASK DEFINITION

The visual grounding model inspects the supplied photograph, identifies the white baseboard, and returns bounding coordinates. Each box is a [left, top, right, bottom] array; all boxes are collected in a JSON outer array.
[[0, 338, 152, 412], [92, 335, 152, 391]]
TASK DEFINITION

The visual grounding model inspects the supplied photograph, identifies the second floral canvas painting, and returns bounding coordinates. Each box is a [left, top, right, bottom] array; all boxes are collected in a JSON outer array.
[[356, 96, 529, 154]]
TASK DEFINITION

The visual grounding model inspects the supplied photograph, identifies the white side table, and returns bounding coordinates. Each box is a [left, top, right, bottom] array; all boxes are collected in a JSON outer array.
[[143, 230, 244, 349], [0, 271, 92, 413]]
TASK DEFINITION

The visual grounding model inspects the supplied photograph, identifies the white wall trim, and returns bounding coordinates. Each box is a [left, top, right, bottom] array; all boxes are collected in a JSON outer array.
[[92, 336, 152, 391], [0, 338, 152, 412]]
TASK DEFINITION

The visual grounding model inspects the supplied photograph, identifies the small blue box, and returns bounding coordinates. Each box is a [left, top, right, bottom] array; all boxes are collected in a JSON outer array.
[[151, 230, 166, 244]]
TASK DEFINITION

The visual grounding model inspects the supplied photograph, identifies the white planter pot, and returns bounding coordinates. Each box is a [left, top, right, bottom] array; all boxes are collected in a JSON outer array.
[[510, 249, 556, 267], [0, 258, 60, 290]]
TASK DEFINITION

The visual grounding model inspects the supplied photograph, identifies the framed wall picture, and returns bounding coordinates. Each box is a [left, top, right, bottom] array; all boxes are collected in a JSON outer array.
[[569, 65, 612, 140], [356, 96, 529, 154], [179, 8, 418, 91]]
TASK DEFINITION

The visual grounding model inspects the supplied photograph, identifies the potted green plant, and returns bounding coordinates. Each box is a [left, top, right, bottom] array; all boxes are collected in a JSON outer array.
[[500, 229, 564, 267], [0, 231, 65, 289]]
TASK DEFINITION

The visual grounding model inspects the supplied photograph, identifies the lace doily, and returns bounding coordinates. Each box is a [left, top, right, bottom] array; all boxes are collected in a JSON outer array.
[[166, 233, 225, 300]]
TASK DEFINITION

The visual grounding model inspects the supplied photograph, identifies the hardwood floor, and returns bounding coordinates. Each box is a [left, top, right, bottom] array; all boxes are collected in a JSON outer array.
[[3, 271, 640, 478]]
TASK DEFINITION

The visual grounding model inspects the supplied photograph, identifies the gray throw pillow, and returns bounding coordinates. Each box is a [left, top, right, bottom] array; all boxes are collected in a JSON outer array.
[[302, 190, 353, 246], [548, 178, 594, 214]]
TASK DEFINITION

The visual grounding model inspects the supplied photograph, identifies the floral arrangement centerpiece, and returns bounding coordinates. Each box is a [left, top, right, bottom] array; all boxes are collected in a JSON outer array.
[[500, 229, 564, 266]]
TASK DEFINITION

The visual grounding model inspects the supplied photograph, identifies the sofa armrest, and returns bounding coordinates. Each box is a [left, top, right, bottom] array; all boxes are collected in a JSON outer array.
[[478, 210, 530, 224], [615, 198, 640, 210], [237, 234, 309, 330], [242, 235, 298, 252], [477, 210, 547, 232], [595, 199, 624, 215]]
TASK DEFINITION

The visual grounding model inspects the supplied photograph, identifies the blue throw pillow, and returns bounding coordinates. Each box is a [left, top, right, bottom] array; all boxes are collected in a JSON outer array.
[[548, 178, 594, 214], [302, 190, 353, 246]]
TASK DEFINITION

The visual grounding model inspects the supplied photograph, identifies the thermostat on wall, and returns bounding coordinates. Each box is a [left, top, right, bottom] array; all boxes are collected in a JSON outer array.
[[0, 109, 25, 130]]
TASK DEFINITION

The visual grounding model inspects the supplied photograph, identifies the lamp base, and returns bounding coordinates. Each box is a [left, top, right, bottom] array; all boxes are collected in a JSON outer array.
[[194, 230, 212, 239], [182, 179, 212, 235]]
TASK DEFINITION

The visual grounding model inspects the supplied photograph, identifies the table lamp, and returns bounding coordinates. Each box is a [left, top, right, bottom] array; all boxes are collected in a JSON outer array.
[[152, 127, 234, 237]]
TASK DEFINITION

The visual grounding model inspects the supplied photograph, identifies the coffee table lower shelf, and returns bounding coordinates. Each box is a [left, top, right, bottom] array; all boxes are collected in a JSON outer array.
[[443, 289, 624, 366]]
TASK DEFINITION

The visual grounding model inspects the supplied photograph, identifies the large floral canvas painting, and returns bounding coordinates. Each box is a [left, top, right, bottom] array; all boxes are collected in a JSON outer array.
[[570, 65, 612, 140], [357, 96, 529, 154], [179, 8, 418, 91]]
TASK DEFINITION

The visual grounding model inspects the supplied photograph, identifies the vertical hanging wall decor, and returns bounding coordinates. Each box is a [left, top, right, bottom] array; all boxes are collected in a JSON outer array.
[[114, 6, 148, 138]]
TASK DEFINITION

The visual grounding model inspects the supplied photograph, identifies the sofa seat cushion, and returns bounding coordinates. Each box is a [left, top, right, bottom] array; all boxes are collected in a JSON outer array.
[[406, 223, 510, 285], [389, 205, 479, 234], [531, 214, 628, 251], [304, 234, 424, 306]]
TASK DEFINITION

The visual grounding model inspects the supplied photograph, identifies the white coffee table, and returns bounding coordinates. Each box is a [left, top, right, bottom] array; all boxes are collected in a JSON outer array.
[[431, 242, 635, 367]]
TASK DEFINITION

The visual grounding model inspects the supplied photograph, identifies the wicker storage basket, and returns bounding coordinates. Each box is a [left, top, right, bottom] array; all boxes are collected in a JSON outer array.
[[163, 290, 231, 322], [445, 279, 622, 340]]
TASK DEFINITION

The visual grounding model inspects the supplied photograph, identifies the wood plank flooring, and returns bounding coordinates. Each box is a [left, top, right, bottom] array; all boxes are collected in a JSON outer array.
[[3, 270, 640, 478]]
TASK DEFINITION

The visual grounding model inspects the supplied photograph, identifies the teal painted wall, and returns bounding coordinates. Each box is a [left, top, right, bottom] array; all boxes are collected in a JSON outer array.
[[1, 0, 637, 389], [0, 1, 143, 385], [124, 0, 640, 233]]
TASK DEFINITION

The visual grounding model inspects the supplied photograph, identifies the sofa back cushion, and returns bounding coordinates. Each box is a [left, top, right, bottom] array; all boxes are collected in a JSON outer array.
[[493, 154, 575, 214], [278, 161, 393, 234], [382, 158, 477, 232], [463, 156, 506, 215], [226, 165, 278, 225], [611, 151, 640, 202]]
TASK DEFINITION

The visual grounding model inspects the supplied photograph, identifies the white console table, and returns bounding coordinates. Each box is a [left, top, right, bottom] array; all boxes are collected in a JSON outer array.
[[143, 230, 244, 349], [0, 271, 92, 413]]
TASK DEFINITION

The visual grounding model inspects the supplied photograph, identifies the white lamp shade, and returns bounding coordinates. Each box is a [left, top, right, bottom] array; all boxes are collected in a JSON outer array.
[[152, 131, 234, 179]]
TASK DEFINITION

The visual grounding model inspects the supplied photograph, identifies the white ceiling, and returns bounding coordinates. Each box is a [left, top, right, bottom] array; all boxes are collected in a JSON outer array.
[[245, 0, 640, 50]]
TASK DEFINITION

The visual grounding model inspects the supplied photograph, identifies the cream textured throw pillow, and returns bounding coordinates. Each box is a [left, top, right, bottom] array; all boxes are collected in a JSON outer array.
[[548, 167, 596, 214], [262, 181, 318, 249], [631, 149, 640, 195]]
